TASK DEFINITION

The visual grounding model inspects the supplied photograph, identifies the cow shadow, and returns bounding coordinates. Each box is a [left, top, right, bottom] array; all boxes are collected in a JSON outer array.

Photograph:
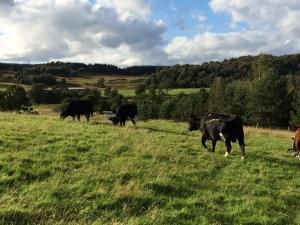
[[248, 152, 300, 168], [139, 126, 196, 137], [90, 121, 112, 126]]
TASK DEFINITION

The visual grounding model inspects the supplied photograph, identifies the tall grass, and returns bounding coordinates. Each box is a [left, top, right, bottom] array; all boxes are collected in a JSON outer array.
[[0, 111, 299, 224]]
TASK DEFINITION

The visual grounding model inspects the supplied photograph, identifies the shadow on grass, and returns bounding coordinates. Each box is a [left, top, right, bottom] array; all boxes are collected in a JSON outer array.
[[0, 209, 38, 225], [145, 182, 193, 198], [249, 152, 300, 168], [138, 125, 195, 137], [0, 169, 52, 192], [97, 196, 164, 217]]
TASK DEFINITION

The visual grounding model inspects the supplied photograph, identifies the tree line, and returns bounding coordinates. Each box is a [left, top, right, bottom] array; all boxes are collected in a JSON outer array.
[[146, 54, 300, 88], [0, 61, 162, 78], [0, 66, 299, 127]]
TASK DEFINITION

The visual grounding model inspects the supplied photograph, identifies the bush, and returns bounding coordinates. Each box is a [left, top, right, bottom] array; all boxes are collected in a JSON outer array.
[[0, 86, 31, 111], [96, 78, 105, 88], [135, 84, 146, 95]]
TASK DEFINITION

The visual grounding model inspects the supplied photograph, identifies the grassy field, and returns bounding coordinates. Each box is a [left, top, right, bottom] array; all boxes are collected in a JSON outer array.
[[167, 88, 203, 95], [56, 74, 145, 90], [0, 110, 299, 225]]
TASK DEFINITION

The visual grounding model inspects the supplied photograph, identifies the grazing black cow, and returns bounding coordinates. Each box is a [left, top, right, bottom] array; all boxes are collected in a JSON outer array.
[[60, 100, 94, 122], [109, 103, 137, 127], [188, 112, 245, 159]]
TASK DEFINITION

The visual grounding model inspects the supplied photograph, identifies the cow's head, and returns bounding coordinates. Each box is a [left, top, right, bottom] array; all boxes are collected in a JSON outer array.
[[188, 114, 200, 131], [60, 110, 69, 119], [109, 116, 119, 125]]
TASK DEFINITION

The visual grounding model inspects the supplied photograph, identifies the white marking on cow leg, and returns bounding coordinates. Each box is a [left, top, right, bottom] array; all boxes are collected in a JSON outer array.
[[224, 152, 229, 157], [220, 132, 225, 142], [241, 156, 245, 160]]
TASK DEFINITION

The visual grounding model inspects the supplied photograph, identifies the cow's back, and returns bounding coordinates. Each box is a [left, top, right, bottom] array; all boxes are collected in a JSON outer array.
[[203, 113, 244, 142], [67, 100, 93, 114], [117, 104, 137, 118]]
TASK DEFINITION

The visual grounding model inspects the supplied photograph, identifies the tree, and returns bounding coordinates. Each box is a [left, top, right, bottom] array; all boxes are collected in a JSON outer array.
[[208, 77, 226, 112], [96, 78, 105, 88], [290, 91, 300, 126], [29, 83, 46, 104], [223, 83, 250, 121], [0, 86, 31, 111], [135, 84, 146, 95], [250, 68, 291, 126], [104, 87, 111, 96]]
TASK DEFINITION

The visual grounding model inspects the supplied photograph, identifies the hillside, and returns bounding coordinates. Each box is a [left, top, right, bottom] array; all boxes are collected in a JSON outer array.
[[146, 54, 300, 88], [0, 110, 299, 224]]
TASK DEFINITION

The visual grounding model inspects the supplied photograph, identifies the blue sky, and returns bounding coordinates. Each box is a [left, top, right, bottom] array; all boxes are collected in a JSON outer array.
[[0, 0, 300, 65], [150, 0, 238, 39]]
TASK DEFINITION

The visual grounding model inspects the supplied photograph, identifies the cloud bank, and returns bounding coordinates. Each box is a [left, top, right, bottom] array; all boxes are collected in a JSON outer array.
[[0, 0, 166, 65], [1, 0, 300, 65]]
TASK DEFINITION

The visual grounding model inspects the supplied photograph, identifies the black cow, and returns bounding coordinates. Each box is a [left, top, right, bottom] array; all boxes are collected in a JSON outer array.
[[60, 100, 94, 122], [109, 103, 137, 127], [188, 112, 245, 159]]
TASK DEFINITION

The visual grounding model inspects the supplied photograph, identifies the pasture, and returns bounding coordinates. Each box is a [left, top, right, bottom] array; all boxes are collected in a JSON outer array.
[[0, 111, 299, 225]]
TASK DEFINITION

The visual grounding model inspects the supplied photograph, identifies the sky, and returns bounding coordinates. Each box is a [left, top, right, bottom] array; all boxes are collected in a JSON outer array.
[[0, 0, 300, 66]]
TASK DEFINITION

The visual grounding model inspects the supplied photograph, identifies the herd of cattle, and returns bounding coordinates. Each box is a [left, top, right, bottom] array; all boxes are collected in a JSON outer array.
[[60, 100, 300, 159]]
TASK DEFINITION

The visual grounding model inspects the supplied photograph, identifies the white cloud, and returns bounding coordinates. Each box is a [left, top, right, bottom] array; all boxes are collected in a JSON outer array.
[[192, 12, 207, 22], [165, 0, 300, 64], [94, 0, 151, 21], [165, 31, 299, 64], [0, 0, 166, 65]]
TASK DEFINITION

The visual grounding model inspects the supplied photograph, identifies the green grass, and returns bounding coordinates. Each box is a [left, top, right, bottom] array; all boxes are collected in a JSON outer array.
[[168, 88, 203, 95], [118, 89, 136, 97], [0, 111, 299, 224]]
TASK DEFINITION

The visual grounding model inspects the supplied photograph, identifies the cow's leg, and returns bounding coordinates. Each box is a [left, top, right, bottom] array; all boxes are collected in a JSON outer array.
[[238, 138, 246, 159], [86, 113, 90, 122], [201, 134, 209, 151], [131, 117, 136, 128], [224, 139, 232, 157], [77, 114, 80, 121], [72, 115, 75, 121], [211, 140, 217, 152]]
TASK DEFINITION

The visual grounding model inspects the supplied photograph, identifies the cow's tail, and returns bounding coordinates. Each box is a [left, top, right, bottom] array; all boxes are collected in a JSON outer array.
[[219, 132, 226, 142]]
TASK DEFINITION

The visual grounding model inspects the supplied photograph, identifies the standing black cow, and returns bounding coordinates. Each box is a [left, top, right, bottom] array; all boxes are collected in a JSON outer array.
[[188, 112, 245, 159], [109, 103, 137, 127], [60, 100, 94, 122]]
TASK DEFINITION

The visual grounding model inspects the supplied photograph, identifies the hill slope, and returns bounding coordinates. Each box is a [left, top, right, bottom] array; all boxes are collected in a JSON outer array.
[[0, 112, 299, 224]]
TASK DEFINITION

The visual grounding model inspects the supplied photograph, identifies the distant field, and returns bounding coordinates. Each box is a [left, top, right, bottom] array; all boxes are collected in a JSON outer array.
[[57, 74, 145, 90], [0, 110, 299, 225], [168, 88, 202, 95], [0, 72, 205, 97], [119, 88, 203, 97]]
